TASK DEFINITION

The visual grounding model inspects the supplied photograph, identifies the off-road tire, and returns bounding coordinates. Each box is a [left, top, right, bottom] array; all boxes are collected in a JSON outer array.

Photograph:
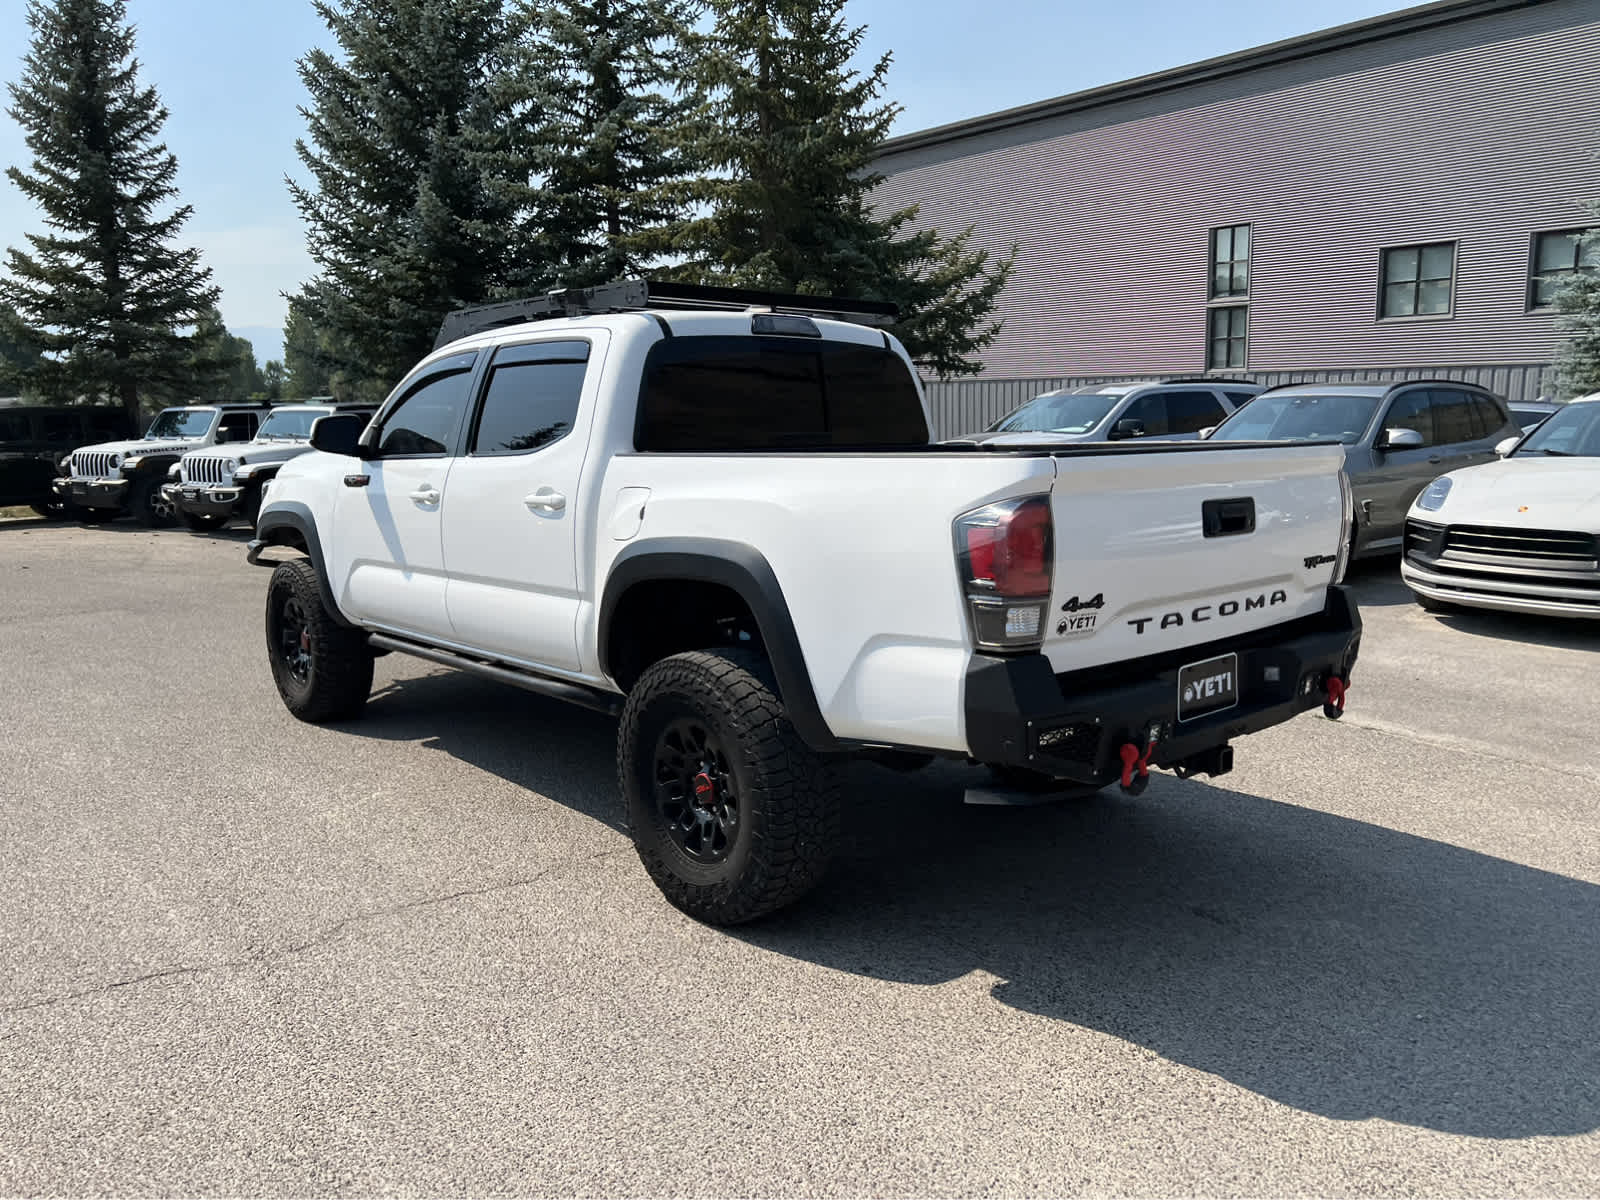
[[30, 500, 69, 519], [76, 505, 118, 524], [619, 648, 840, 925], [265, 558, 373, 722], [181, 511, 228, 532], [131, 478, 175, 528], [240, 486, 263, 531]]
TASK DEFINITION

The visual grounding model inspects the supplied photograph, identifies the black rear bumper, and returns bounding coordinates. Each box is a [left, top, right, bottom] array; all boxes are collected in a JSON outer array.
[[964, 586, 1361, 784]]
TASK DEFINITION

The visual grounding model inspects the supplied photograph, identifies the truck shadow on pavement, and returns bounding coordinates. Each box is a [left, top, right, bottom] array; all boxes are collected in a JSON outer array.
[[351, 670, 1598, 1141]]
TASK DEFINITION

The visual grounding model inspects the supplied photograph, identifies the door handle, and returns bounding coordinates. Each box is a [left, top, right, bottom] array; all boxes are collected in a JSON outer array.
[[524, 488, 566, 512], [408, 486, 441, 505], [1427, 456, 1443, 465]]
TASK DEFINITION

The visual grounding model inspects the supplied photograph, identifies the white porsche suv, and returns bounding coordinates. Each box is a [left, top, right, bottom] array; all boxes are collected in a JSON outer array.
[[1402, 393, 1600, 619]]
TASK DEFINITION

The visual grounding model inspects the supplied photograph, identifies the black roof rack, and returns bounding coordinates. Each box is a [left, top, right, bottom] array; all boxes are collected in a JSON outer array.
[[434, 278, 900, 348]]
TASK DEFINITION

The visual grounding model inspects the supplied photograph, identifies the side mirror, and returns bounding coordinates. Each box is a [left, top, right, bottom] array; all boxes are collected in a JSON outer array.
[[310, 412, 370, 457], [1109, 418, 1146, 441], [1495, 436, 1520, 458], [1376, 427, 1425, 451]]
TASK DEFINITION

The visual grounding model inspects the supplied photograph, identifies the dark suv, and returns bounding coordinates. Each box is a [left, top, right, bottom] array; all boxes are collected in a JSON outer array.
[[0, 405, 134, 516], [1207, 380, 1522, 558]]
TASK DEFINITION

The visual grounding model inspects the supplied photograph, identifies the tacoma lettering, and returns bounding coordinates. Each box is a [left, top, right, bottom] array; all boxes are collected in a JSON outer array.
[[1127, 590, 1289, 635]]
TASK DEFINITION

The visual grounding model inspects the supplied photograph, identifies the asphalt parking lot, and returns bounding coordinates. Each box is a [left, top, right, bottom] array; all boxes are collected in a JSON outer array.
[[2, 519, 1597, 1196]]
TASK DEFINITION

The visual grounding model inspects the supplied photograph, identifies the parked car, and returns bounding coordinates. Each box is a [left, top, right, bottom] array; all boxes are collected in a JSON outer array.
[[249, 280, 1358, 925], [1206, 380, 1522, 558], [54, 403, 270, 526], [1508, 399, 1561, 432], [162, 401, 376, 531], [0, 404, 133, 516], [959, 378, 1265, 444], [1401, 392, 1600, 619]]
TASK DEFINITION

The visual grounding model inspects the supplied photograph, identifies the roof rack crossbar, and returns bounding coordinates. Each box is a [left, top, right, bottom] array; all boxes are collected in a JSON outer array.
[[433, 278, 899, 348]]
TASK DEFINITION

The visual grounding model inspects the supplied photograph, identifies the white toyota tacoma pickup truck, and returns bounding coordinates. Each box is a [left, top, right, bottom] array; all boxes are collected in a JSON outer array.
[[249, 281, 1361, 924]]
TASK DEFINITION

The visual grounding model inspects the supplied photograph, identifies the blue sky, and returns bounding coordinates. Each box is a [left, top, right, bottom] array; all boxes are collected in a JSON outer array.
[[0, 0, 1414, 365]]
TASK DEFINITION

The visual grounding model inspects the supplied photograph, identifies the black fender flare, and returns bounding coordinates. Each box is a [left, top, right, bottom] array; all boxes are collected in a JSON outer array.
[[253, 501, 354, 628], [598, 538, 837, 751], [123, 452, 183, 478]]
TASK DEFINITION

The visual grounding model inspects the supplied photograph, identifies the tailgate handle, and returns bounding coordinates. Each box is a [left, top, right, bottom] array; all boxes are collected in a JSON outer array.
[[1203, 497, 1255, 538]]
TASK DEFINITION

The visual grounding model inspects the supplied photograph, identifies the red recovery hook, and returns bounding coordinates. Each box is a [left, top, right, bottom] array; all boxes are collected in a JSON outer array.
[[1323, 675, 1349, 720], [1118, 731, 1159, 796]]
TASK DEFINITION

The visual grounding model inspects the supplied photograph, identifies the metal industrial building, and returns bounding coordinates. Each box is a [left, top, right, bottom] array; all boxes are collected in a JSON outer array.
[[872, 0, 1600, 436]]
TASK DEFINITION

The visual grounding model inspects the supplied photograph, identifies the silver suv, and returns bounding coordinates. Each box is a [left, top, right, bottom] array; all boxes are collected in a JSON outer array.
[[1206, 380, 1522, 559], [962, 378, 1265, 444]]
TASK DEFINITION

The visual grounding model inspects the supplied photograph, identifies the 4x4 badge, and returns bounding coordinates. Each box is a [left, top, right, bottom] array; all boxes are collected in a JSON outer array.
[[1057, 592, 1105, 636]]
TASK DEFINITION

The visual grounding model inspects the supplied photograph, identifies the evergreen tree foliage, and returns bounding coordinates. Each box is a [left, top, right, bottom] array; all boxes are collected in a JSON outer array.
[[520, 0, 700, 286], [1554, 224, 1600, 398], [290, 0, 545, 394], [0, 0, 219, 422], [666, 0, 1010, 377], [0, 306, 43, 389], [261, 360, 285, 402], [281, 288, 339, 399]]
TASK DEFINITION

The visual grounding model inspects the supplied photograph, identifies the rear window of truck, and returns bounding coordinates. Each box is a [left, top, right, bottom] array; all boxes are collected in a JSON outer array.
[[635, 336, 929, 450]]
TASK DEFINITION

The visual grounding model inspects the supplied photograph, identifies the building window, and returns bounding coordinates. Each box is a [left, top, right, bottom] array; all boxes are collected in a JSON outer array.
[[1211, 224, 1250, 297], [1208, 306, 1247, 369], [1380, 242, 1455, 318], [1529, 229, 1596, 309]]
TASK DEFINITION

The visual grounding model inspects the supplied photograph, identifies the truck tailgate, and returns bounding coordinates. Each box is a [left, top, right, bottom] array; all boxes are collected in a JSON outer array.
[[1043, 443, 1347, 672]]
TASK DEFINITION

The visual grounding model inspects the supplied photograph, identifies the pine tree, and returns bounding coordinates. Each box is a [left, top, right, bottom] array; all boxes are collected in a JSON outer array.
[[667, 0, 1010, 377], [1, 0, 220, 424], [290, 0, 545, 394], [1554, 224, 1600, 398], [520, 0, 700, 286], [281, 287, 338, 399]]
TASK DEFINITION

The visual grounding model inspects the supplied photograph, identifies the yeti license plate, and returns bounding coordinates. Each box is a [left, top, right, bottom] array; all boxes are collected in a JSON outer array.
[[1177, 653, 1238, 721]]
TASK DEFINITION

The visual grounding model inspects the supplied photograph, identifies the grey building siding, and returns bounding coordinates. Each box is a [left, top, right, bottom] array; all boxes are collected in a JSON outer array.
[[872, 0, 1600, 383]]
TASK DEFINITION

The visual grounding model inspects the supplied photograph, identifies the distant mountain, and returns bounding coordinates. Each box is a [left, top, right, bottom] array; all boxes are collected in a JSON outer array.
[[233, 325, 284, 366]]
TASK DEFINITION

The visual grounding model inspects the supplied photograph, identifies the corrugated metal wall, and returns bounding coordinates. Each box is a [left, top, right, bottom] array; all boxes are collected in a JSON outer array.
[[923, 362, 1557, 440], [873, 0, 1600, 381]]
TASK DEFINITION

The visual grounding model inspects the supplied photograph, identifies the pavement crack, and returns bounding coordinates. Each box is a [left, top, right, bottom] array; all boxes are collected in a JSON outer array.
[[4, 851, 626, 1016]]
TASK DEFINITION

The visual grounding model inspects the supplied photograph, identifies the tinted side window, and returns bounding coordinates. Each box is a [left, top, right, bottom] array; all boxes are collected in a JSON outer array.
[[637, 337, 927, 451], [0, 412, 30, 441], [471, 341, 590, 455], [1224, 390, 1259, 406], [1468, 392, 1509, 437], [41, 413, 78, 443], [1428, 389, 1477, 446], [1120, 394, 1170, 437], [1383, 390, 1436, 447], [377, 364, 476, 456], [1165, 390, 1228, 434], [217, 412, 257, 442]]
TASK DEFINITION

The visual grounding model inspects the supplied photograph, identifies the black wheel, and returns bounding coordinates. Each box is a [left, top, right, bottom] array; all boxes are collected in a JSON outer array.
[[619, 648, 840, 925], [265, 558, 373, 722], [181, 510, 228, 532], [240, 485, 263, 530], [131, 478, 175, 528], [30, 500, 69, 519], [76, 506, 118, 524], [987, 763, 1104, 801]]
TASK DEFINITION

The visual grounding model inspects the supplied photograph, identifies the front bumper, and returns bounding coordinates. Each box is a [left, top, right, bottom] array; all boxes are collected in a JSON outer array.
[[964, 586, 1362, 783], [161, 482, 244, 515], [1401, 557, 1600, 619], [52, 477, 128, 510]]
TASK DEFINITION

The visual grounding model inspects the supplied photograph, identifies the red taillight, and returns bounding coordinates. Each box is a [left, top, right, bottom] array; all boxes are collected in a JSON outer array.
[[962, 496, 1052, 597], [955, 495, 1054, 652]]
